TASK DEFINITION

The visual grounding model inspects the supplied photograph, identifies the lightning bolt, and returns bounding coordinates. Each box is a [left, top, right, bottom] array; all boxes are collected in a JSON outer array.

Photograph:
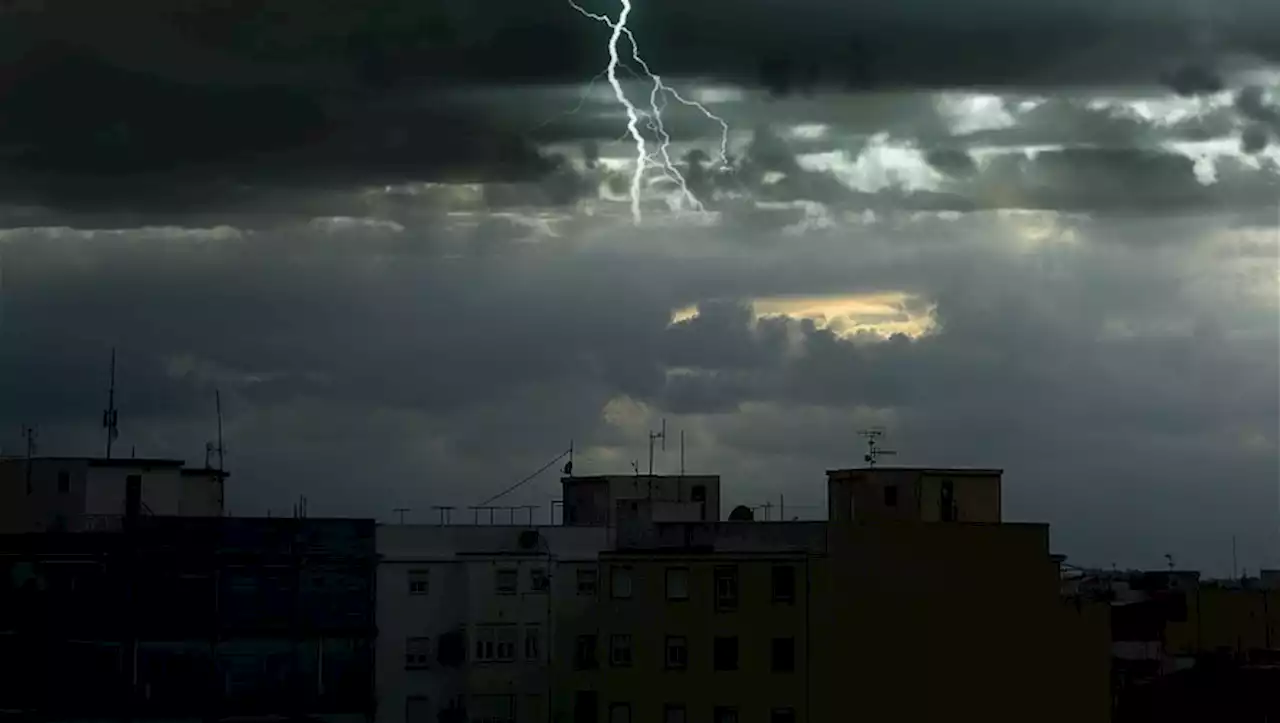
[[567, 0, 731, 224]]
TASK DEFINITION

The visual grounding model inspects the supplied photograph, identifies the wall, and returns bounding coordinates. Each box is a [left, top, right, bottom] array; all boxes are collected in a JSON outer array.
[[563, 476, 722, 528], [1165, 587, 1279, 655], [810, 522, 1105, 723], [0, 459, 90, 532], [917, 472, 1001, 523], [179, 471, 225, 516], [554, 553, 809, 723], [376, 525, 611, 723]]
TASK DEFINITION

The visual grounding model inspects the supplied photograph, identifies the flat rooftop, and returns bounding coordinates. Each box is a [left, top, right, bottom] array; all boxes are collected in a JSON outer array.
[[827, 466, 1004, 476], [0, 456, 186, 468]]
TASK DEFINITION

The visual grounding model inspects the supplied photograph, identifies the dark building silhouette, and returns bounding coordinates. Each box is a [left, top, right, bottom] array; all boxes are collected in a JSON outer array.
[[0, 516, 376, 720]]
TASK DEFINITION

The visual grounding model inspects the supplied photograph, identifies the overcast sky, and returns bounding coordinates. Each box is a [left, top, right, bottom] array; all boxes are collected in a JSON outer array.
[[0, 0, 1277, 574]]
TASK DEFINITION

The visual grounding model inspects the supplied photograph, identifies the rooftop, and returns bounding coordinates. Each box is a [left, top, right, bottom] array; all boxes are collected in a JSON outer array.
[[0, 456, 186, 468], [826, 466, 1004, 476]]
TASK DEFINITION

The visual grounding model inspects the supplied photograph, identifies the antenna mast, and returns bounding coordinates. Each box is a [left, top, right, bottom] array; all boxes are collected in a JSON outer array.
[[102, 348, 119, 459], [205, 389, 226, 475], [648, 419, 666, 476], [859, 428, 896, 468]]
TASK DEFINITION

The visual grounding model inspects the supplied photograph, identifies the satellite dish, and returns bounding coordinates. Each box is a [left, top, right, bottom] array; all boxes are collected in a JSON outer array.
[[728, 505, 755, 521]]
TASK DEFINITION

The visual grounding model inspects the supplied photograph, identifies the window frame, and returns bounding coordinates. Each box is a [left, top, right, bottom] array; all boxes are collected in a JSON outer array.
[[577, 568, 599, 596], [770, 636, 796, 673], [530, 567, 550, 593], [609, 633, 633, 667], [495, 568, 518, 595], [713, 636, 739, 671], [713, 565, 739, 611], [665, 567, 690, 601], [408, 569, 430, 596], [610, 565, 633, 599], [664, 635, 688, 670], [771, 565, 796, 605], [405, 636, 432, 669], [574, 633, 599, 670]]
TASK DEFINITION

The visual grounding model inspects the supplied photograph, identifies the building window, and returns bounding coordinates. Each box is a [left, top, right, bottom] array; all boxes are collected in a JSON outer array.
[[574, 692, 598, 723], [524, 625, 542, 661], [714, 707, 738, 723], [714, 566, 738, 610], [691, 485, 707, 502], [663, 705, 686, 723], [608, 703, 631, 723], [611, 566, 633, 599], [405, 637, 432, 669], [665, 567, 689, 601], [408, 569, 430, 595], [770, 709, 796, 723], [772, 565, 796, 604], [577, 568, 599, 596], [471, 694, 516, 723], [57, 470, 70, 494], [495, 568, 518, 595], [530, 567, 549, 593], [713, 636, 738, 671], [884, 484, 898, 507], [574, 634, 598, 670], [610, 634, 633, 667], [771, 637, 795, 672], [405, 695, 433, 723], [474, 625, 517, 662], [664, 636, 688, 670], [941, 479, 956, 522]]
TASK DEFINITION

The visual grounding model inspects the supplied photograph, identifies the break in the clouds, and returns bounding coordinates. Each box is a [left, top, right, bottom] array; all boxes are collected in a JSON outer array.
[[0, 0, 1277, 575]]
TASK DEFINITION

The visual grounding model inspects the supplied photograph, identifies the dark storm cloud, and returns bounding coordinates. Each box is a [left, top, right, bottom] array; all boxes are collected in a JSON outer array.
[[1, 213, 1274, 569], [2, 0, 1277, 215]]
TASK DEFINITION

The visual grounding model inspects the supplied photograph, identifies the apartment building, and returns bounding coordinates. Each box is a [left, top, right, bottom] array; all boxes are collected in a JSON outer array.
[[0, 455, 225, 533], [554, 521, 824, 723], [376, 525, 612, 723], [0, 516, 376, 720]]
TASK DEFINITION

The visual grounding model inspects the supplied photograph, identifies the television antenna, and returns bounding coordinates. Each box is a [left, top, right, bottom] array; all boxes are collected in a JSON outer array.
[[205, 389, 226, 476], [648, 418, 666, 476], [102, 348, 119, 459], [859, 428, 896, 468]]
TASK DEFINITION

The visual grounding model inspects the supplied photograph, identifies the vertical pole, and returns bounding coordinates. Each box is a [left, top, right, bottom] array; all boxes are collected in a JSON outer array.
[[1232, 536, 1239, 581], [105, 348, 117, 459], [780, 495, 785, 521]]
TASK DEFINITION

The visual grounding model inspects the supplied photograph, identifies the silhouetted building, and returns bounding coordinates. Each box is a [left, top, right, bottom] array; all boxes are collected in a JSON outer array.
[[0, 516, 375, 720], [826, 466, 1002, 523], [561, 475, 721, 527], [0, 456, 225, 533]]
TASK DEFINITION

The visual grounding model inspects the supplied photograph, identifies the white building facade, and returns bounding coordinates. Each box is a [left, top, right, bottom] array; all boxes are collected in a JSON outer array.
[[0, 456, 225, 533], [376, 525, 611, 723]]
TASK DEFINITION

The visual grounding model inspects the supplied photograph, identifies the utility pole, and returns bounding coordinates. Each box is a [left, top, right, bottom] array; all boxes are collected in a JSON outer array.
[[102, 348, 119, 459]]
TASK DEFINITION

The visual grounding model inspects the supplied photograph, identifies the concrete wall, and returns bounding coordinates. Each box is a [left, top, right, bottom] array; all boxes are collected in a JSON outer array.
[[375, 525, 611, 723], [1165, 587, 1279, 655], [810, 522, 1106, 723], [827, 469, 1002, 524], [0, 459, 90, 532], [554, 553, 810, 723]]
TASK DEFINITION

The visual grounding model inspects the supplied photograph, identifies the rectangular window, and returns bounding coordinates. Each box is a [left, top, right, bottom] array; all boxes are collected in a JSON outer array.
[[608, 704, 631, 723], [474, 625, 517, 662], [770, 709, 795, 723], [530, 567, 549, 593], [495, 569, 518, 595], [524, 625, 541, 661], [577, 568, 599, 596], [57, 470, 70, 494], [884, 484, 898, 507], [714, 707, 738, 723], [771, 637, 795, 672], [772, 565, 796, 604], [714, 566, 738, 610], [405, 695, 433, 723], [408, 569, 430, 595], [574, 692, 598, 723], [691, 485, 707, 502], [713, 636, 738, 671], [611, 566, 633, 599], [574, 634, 598, 670], [405, 637, 431, 669], [663, 705, 687, 723], [664, 636, 688, 670], [471, 694, 516, 723], [610, 634, 633, 667], [665, 567, 689, 601]]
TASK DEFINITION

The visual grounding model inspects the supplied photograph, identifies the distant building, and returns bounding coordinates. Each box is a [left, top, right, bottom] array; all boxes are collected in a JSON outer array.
[[825, 466, 1002, 523], [0, 516, 376, 721], [561, 475, 721, 527], [376, 525, 612, 723], [0, 456, 225, 533]]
